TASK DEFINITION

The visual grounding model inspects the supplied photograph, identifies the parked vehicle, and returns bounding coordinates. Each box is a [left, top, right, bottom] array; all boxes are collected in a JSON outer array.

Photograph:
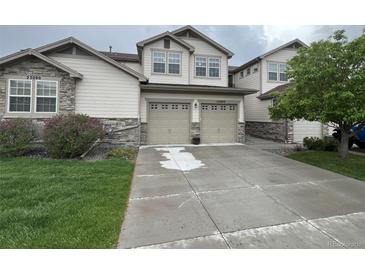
[[332, 124, 365, 149]]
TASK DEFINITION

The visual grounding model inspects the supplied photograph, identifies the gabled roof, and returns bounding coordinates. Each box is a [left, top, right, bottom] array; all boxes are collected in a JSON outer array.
[[257, 83, 292, 100], [172, 25, 234, 58], [231, 39, 307, 73], [100, 51, 139, 62], [35, 37, 147, 81], [136, 31, 195, 52], [0, 49, 83, 79]]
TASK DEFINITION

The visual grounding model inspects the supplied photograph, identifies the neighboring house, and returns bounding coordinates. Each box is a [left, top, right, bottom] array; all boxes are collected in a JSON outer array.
[[230, 39, 331, 143], [0, 26, 256, 146]]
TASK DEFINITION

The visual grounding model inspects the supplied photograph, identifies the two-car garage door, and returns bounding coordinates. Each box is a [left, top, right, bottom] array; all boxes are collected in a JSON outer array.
[[148, 102, 237, 145]]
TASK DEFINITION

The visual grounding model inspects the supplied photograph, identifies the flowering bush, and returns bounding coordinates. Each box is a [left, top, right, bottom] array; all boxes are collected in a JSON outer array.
[[43, 114, 105, 159], [0, 119, 34, 156]]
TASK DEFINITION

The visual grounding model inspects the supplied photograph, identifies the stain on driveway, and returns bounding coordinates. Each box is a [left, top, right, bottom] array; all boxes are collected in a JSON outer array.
[[118, 144, 365, 249]]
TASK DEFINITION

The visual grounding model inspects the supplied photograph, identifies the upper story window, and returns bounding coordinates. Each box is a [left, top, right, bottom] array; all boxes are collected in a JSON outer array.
[[195, 56, 207, 77], [152, 51, 166, 74], [168, 53, 181, 74], [253, 64, 259, 73], [8, 79, 32, 112], [208, 58, 220, 78], [36, 80, 57, 113], [239, 71, 244, 78], [268, 62, 287, 82], [195, 56, 221, 78], [246, 67, 251, 76], [152, 50, 181, 75]]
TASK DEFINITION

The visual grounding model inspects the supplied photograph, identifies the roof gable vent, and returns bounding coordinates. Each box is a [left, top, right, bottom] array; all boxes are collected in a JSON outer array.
[[164, 39, 170, 49]]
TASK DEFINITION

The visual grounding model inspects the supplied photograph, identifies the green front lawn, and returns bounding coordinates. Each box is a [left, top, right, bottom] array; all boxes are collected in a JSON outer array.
[[0, 157, 134, 248], [287, 151, 365, 181]]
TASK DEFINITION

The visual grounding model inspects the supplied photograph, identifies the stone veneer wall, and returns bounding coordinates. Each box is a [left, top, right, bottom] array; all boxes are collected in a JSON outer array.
[[237, 122, 245, 143], [0, 56, 76, 118], [246, 121, 288, 142], [140, 122, 148, 145], [99, 118, 140, 146], [191, 122, 200, 139]]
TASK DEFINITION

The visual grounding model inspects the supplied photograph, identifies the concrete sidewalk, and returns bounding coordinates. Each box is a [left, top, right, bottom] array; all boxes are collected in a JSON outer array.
[[118, 142, 365, 249]]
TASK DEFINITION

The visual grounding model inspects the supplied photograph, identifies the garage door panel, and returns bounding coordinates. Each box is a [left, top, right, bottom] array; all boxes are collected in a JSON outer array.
[[148, 103, 190, 145], [201, 104, 237, 144], [293, 120, 322, 143]]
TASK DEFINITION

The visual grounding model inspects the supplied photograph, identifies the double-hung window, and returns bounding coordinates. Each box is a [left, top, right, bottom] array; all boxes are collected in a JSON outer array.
[[36, 80, 57, 112], [8, 79, 32, 112], [195, 56, 220, 78], [279, 63, 287, 81], [268, 62, 287, 82], [152, 51, 166, 74], [195, 56, 207, 77], [208, 57, 220, 78], [168, 52, 181, 74]]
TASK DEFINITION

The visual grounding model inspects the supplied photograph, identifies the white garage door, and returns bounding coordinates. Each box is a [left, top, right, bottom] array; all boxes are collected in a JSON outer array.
[[293, 120, 322, 143], [148, 102, 190, 145], [201, 104, 237, 143]]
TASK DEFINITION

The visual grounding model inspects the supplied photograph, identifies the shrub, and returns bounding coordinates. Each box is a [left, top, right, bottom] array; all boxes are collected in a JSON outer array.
[[303, 136, 338, 151], [106, 147, 138, 161], [303, 137, 323, 150], [43, 114, 105, 159], [322, 136, 338, 151], [0, 119, 34, 156]]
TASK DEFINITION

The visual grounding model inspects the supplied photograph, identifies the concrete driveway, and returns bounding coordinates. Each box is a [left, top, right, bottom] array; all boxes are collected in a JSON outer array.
[[118, 142, 365, 249]]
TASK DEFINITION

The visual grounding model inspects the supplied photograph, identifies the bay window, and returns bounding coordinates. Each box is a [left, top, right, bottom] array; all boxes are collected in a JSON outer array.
[[36, 80, 57, 112], [8, 79, 32, 112]]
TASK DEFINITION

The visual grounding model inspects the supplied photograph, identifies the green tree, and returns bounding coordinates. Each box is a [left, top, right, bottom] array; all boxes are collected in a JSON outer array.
[[269, 30, 365, 159]]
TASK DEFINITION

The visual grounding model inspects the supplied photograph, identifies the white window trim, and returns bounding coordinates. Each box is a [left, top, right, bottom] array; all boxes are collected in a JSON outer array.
[[167, 52, 181, 75], [208, 57, 221, 78], [152, 50, 167, 75], [7, 79, 32, 113], [195, 56, 207, 78], [267, 61, 288, 83], [253, 64, 259, 74], [35, 80, 58, 113], [151, 50, 182, 76], [194, 55, 221, 79], [239, 70, 244, 79]]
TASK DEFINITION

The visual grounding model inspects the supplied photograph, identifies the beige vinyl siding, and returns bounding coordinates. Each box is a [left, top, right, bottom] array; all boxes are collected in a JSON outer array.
[[180, 38, 228, 87], [140, 92, 244, 123], [122, 62, 142, 74], [234, 61, 271, 122], [244, 93, 273, 122], [233, 64, 260, 90], [142, 40, 189, 85], [261, 49, 297, 93], [50, 55, 140, 118]]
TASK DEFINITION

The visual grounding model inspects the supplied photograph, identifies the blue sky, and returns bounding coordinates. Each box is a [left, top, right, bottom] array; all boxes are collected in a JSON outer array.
[[0, 25, 363, 66]]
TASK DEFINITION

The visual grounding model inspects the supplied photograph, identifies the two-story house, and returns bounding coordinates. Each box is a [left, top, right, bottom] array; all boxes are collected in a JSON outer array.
[[230, 39, 330, 143], [0, 25, 256, 146]]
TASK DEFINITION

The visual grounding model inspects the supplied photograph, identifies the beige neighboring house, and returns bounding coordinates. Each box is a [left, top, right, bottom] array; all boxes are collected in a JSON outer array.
[[229, 39, 331, 143], [0, 25, 256, 146]]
